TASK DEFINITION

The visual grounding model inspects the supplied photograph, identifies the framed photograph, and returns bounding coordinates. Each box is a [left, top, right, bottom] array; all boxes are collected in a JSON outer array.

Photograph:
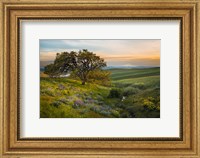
[[40, 39, 161, 119], [0, 0, 199, 157]]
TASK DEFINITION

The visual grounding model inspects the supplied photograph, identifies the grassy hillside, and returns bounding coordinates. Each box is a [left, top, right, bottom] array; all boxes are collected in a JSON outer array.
[[40, 67, 160, 118], [110, 67, 160, 80]]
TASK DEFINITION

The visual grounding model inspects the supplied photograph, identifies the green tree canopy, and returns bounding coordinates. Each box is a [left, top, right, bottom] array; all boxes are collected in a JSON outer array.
[[44, 49, 107, 85]]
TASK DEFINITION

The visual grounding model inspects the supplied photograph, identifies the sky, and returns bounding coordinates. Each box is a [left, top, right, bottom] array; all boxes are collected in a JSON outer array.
[[40, 39, 160, 67]]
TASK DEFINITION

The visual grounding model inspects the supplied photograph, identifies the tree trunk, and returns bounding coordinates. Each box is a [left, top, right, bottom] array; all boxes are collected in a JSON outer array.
[[82, 81, 85, 85]]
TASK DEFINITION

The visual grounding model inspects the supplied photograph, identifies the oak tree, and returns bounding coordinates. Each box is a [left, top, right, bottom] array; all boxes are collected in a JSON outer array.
[[44, 49, 107, 85]]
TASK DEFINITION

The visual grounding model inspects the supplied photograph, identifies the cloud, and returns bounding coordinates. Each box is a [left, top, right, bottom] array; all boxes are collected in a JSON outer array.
[[40, 51, 58, 61], [40, 39, 160, 67]]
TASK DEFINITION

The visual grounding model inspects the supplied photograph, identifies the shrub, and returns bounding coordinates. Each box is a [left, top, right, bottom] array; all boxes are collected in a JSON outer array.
[[87, 70, 111, 86], [58, 84, 65, 90], [115, 102, 125, 108], [147, 97, 155, 102], [84, 98, 94, 104], [41, 88, 55, 96], [125, 106, 136, 118], [99, 110, 111, 116], [111, 110, 120, 117], [132, 82, 145, 89], [58, 98, 68, 104], [90, 106, 100, 112], [120, 112, 129, 118], [97, 101, 104, 105], [156, 105, 160, 111], [73, 99, 84, 108], [51, 101, 61, 108], [143, 98, 156, 111], [79, 109, 88, 115], [108, 88, 122, 98], [101, 105, 111, 111], [74, 99, 84, 105], [90, 105, 111, 116], [96, 95, 103, 101], [123, 87, 139, 96]]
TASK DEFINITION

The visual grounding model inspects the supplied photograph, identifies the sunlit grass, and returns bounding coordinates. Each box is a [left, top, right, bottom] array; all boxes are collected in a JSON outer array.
[[40, 68, 160, 118]]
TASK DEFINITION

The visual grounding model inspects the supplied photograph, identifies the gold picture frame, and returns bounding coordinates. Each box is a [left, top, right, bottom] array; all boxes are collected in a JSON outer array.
[[0, 0, 199, 157]]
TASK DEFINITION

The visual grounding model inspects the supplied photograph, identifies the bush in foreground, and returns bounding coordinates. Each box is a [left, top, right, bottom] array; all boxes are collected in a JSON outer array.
[[123, 87, 139, 96], [108, 88, 122, 98]]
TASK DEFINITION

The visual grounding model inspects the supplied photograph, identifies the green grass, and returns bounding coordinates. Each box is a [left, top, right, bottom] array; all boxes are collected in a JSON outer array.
[[113, 76, 160, 89], [110, 67, 160, 80], [40, 78, 113, 118], [40, 67, 160, 118]]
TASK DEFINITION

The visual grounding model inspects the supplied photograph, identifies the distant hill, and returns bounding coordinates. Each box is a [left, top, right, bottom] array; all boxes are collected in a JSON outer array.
[[109, 67, 160, 80], [104, 66, 160, 70]]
